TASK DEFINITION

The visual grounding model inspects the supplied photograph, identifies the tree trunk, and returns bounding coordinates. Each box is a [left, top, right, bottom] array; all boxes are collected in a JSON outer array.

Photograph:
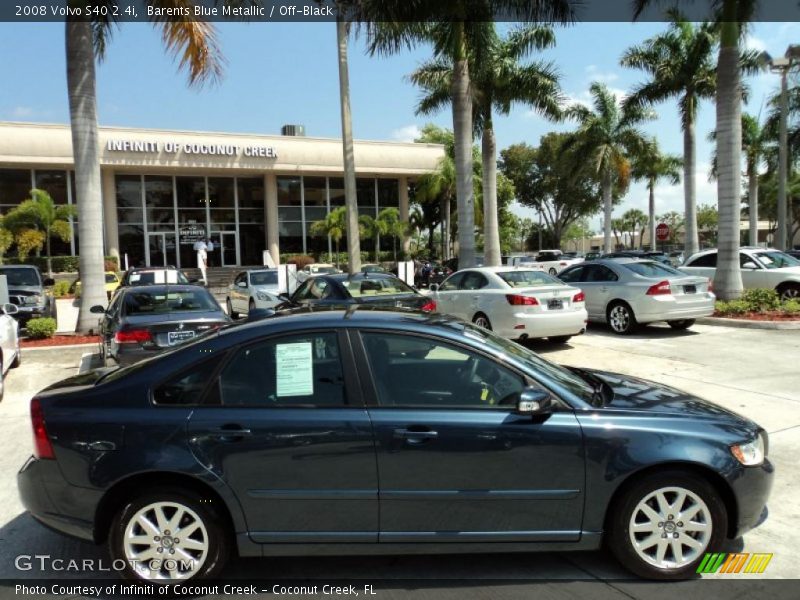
[[714, 12, 744, 301], [481, 117, 501, 267], [452, 26, 475, 269], [602, 170, 613, 253], [683, 106, 700, 258], [444, 198, 451, 259], [649, 181, 657, 251], [67, 20, 107, 332], [46, 229, 52, 277], [748, 163, 759, 246], [336, 20, 361, 274]]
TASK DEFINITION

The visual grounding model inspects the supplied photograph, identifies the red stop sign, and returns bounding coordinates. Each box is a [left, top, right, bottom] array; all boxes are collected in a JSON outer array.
[[656, 223, 670, 241]]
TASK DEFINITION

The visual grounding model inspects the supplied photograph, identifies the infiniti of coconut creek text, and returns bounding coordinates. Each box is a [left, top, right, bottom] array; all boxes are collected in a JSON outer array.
[[16, 583, 379, 597]]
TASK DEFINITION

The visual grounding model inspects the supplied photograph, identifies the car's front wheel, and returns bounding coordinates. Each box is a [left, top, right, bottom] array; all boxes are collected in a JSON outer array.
[[109, 487, 229, 582], [668, 319, 695, 330], [607, 470, 727, 580], [226, 298, 239, 319], [777, 283, 800, 301]]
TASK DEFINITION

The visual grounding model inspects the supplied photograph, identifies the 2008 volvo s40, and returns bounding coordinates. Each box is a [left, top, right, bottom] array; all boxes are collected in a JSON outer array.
[[18, 308, 773, 582]]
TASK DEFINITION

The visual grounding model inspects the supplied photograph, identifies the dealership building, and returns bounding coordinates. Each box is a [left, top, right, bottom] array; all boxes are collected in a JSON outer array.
[[0, 122, 444, 269]]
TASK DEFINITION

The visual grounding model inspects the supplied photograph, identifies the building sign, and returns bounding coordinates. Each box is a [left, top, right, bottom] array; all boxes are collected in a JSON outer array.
[[106, 139, 278, 158], [179, 224, 206, 245]]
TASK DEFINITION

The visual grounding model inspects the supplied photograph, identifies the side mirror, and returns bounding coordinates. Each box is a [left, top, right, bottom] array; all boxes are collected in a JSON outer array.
[[516, 388, 553, 416], [89, 305, 106, 314], [43, 278, 56, 287], [237, 281, 247, 288], [429, 283, 439, 292], [2, 303, 18, 315], [742, 261, 759, 270]]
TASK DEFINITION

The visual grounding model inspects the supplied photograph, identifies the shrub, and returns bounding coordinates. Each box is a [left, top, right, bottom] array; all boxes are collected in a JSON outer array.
[[741, 288, 781, 313], [782, 299, 800, 314], [26, 317, 57, 339], [52, 280, 72, 298], [715, 300, 750, 316]]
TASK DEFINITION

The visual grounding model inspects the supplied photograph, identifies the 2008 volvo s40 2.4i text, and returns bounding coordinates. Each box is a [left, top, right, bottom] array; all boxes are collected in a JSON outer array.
[[18, 309, 772, 582]]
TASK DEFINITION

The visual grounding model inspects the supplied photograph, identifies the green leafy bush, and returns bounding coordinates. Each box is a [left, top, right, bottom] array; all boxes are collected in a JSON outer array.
[[715, 300, 750, 316], [26, 317, 57, 339], [741, 288, 781, 313], [4, 255, 119, 273], [52, 280, 72, 298], [782, 300, 800, 314]]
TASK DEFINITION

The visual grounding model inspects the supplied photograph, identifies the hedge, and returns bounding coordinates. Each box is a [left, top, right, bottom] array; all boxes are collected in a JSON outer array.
[[3, 255, 120, 274]]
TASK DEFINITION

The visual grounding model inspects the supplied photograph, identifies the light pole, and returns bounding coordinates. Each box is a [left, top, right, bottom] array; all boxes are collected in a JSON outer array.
[[763, 45, 800, 250]]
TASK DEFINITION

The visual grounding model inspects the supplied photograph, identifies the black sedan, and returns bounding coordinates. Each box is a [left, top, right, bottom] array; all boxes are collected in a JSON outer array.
[[19, 309, 771, 582], [92, 284, 229, 366], [278, 272, 436, 312]]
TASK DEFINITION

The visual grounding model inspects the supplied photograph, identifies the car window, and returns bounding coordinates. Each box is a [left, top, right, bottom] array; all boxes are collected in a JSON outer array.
[[218, 332, 346, 407], [250, 271, 278, 285], [234, 273, 246, 285], [153, 357, 220, 406], [686, 253, 717, 268], [557, 266, 584, 283], [439, 272, 465, 291], [361, 332, 525, 409], [460, 272, 489, 290], [123, 289, 218, 315], [583, 265, 618, 282], [0, 268, 40, 286], [752, 251, 800, 269], [346, 276, 415, 297], [105, 273, 118, 284], [292, 280, 314, 301], [620, 261, 683, 278], [498, 270, 559, 288]]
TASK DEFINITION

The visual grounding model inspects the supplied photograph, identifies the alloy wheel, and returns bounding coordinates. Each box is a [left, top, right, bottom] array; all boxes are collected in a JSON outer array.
[[609, 305, 631, 333], [123, 501, 209, 581], [473, 315, 491, 330], [628, 486, 712, 570], [780, 285, 799, 300]]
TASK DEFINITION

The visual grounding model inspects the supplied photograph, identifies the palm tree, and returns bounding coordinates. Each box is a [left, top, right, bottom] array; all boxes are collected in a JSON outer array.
[[566, 83, 654, 253], [621, 15, 717, 259], [631, 138, 682, 250], [66, 5, 224, 331], [622, 208, 649, 249], [409, 24, 563, 267], [377, 207, 405, 262], [4, 189, 77, 276], [310, 206, 347, 269], [366, 2, 576, 269], [611, 218, 625, 249]]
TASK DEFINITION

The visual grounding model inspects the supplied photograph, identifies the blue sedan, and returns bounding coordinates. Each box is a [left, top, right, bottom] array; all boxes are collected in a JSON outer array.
[[18, 309, 772, 582]]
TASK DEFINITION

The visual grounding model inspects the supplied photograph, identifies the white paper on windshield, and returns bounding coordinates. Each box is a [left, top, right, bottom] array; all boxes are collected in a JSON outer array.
[[276, 342, 313, 397]]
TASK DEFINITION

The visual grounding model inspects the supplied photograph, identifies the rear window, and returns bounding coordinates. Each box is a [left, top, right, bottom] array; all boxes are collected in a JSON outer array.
[[123, 290, 218, 315], [250, 271, 278, 285], [498, 270, 560, 288], [621, 262, 683, 278], [345, 277, 415, 297]]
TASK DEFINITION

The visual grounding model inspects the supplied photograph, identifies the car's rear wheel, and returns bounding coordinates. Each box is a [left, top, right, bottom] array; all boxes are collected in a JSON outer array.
[[548, 268, 558, 275], [607, 301, 638, 335], [226, 298, 239, 319], [249, 299, 256, 314], [668, 319, 695, 330], [109, 488, 229, 582], [549, 335, 572, 344], [11, 338, 21, 368], [777, 283, 800, 301], [607, 470, 726, 580], [472, 313, 492, 330]]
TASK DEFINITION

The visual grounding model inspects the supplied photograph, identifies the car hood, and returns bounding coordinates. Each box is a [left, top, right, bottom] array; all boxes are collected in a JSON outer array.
[[584, 368, 753, 426], [8, 286, 43, 295], [252, 284, 281, 294]]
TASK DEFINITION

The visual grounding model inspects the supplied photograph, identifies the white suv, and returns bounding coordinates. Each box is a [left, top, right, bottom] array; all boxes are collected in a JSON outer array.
[[680, 247, 800, 300]]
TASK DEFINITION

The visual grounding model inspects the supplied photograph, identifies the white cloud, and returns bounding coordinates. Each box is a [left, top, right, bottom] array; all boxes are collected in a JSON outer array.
[[10, 106, 34, 118], [563, 86, 628, 109], [585, 64, 620, 85], [390, 124, 422, 143], [744, 34, 767, 54]]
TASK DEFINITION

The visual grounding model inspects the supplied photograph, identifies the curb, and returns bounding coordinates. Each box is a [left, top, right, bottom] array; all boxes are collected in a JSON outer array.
[[21, 342, 100, 352], [697, 316, 800, 330]]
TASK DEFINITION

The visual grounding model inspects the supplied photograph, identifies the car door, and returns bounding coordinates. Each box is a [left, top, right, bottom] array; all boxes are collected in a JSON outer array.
[[562, 264, 612, 319], [185, 330, 378, 542], [354, 330, 585, 542], [0, 312, 13, 370], [231, 273, 246, 312], [739, 252, 768, 288], [459, 271, 491, 320], [431, 271, 465, 315]]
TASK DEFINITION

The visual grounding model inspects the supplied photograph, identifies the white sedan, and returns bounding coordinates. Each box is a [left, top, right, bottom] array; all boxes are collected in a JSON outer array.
[[226, 269, 283, 318], [0, 303, 22, 401], [430, 267, 588, 343]]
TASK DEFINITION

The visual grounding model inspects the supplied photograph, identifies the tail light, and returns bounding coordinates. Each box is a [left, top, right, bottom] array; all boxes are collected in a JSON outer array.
[[646, 280, 672, 296], [31, 398, 55, 460], [559, 262, 567, 266], [506, 294, 539, 306], [572, 291, 585, 303], [114, 328, 152, 344], [420, 299, 437, 312]]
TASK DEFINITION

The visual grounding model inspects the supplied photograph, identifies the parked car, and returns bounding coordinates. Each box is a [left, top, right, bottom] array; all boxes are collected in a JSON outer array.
[[604, 251, 672, 266], [71, 271, 121, 299], [443, 255, 485, 272], [18, 308, 773, 582], [584, 251, 603, 261], [786, 249, 800, 261], [92, 284, 230, 366], [533, 249, 583, 275], [361, 264, 387, 274], [0, 302, 21, 400], [0, 265, 54, 324], [119, 266, 192, 287], [226, 269, 282, 318], [679, 247, 800, 300], [296, 263, 339, 283], [558, 259, 715, 334], [431, 267, 587, 343], [278, 273, 435, 312], [416, 261, 450, 287], [669, 251, 685, 267]]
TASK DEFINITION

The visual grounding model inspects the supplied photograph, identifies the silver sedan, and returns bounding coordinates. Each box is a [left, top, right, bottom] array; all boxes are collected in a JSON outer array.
[[557, 258, 715, 334]]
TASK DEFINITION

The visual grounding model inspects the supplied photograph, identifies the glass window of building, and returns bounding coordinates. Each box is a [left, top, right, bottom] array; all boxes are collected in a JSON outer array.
[[0, 169, 32, 211], [119, 224, 146, 268], [303, 177, 327, 222], [176, 176, 206, 226], [277, 176, 301, 206], [329, 177, 344, 207], [356, 178, 376, 209], [145, 176, 176, 228], [279, 220, 303, 254], [116, 175, 143, 223], [237, 177, 264, 209], [34, 171, 69, 204], [378, 179, 399, 208]]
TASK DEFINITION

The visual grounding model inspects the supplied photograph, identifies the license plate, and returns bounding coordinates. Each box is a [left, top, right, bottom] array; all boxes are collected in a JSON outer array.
[[683, 285, 696, 294], [167, 330, 196, 345], [547, 298, 564, 310]]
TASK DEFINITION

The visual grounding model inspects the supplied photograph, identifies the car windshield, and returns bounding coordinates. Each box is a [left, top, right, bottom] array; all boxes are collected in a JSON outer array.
[[250, 271, 278, 285], [345, 277, 416, 297], [105, 273, 118, 284], [753, 251, 800, 269], [498, 270, 560, 288], [123, 289, 218, 315], [621, 261, 684, 278], [0, 268, 40, 286]]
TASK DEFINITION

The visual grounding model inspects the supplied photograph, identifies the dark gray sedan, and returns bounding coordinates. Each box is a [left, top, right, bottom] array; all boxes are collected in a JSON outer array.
[[92, 284, 230, 366]]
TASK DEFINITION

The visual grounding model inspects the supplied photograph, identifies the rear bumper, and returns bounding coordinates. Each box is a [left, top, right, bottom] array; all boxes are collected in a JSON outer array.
[[112, 345, 162, 366], [635, 294, 715, 323], [496, 308, 588, 339]]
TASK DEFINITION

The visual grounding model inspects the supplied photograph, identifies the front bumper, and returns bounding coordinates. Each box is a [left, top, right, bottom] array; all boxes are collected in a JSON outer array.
[[14, 305, 49, 322], [729, 458, 775, 538]]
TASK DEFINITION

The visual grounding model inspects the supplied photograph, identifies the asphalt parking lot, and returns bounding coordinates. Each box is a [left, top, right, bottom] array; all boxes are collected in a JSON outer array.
[[0, 323, 797, 598]]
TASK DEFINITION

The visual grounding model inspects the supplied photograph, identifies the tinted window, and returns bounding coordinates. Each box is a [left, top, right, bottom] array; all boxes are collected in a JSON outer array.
[[440, 272, 465, 291], [361, 332, 525, 408], [620, 261, 684, 278], [752, 251, 800, 269], [344, 276, 415, 297], [558, 266, 584, 283], [293, 278, 335, 301], [0, 268, 40, 287], [499, 270, 559, 288], [687, 253, 717, 267], [249, 271, 278, 285], [123, 289, 218, 315], [583, 265, 618, 282], [460, 272, 489, 290], [219, 332, 346, 407], [153, 358, 220, 406]]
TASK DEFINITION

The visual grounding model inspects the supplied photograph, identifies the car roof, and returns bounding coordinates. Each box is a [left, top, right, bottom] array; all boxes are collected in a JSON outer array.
[[460, 266, 548, 274], [326, 272, 399, 282], [121, 284, 208, 294]]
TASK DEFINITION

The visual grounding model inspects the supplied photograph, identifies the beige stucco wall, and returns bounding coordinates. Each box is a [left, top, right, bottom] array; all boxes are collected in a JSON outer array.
[[0, 122, 444, 176]]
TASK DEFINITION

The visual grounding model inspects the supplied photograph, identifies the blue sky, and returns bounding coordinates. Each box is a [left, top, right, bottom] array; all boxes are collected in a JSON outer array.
[[1, 20, 798, 233]]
